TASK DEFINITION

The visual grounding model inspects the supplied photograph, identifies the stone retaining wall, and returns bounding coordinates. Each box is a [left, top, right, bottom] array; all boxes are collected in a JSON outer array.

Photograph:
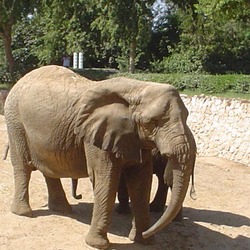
[[182, 95, 250, 166]]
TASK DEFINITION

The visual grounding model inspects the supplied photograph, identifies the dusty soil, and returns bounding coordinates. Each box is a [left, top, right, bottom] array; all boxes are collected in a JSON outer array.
[[0, 115, 249, 250]]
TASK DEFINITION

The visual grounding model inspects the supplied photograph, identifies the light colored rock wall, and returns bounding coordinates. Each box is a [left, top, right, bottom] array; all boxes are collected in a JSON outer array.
[[181, 95, 250, 166]]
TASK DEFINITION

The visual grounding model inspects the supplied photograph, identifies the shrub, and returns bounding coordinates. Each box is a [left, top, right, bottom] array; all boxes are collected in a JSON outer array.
[[233, 77, 250, 94], [162, 51, 203, 74], [114, 72, 250, 94]]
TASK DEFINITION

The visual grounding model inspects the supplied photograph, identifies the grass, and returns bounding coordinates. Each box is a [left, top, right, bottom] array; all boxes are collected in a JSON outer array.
[[180, 89, 250, 100], [0, 83, 14, 90]]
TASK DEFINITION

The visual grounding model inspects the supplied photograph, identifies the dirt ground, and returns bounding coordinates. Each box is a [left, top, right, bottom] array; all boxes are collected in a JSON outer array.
[[0, 114, 249, 250]]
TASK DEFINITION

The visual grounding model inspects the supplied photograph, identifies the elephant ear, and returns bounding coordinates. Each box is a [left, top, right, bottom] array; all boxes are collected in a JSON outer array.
[[74, 93, 142, 162]]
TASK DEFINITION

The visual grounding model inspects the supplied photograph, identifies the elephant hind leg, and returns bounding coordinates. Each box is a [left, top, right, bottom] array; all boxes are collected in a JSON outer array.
[[11, 164, 32, 216], [44, 176, 72, 214], [9, 138, 33, 216]]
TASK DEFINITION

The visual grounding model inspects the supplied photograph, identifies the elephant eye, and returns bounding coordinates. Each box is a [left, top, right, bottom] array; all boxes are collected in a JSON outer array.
[[162, 116, 170, 124], [143, 119, 158, 132]]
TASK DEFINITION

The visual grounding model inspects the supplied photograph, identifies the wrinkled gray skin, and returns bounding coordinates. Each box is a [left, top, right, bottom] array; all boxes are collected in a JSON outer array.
[[4, 65, 196, 249]]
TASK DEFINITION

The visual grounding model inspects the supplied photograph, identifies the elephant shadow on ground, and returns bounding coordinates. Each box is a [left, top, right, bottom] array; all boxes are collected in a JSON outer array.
[[32, 202, 94, 226], [152, 207, 250, 249], [32, 201, 132, 237], [32, 205, 250, 249], [185, 207, 250, 227], [71, 202, 133, 237]]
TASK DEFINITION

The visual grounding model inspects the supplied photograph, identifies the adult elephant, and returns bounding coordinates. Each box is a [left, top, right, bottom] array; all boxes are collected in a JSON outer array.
[[4, 65, 196, 249]]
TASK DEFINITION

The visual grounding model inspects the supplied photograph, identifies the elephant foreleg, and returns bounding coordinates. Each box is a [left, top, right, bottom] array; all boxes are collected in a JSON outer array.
[[85, 150, 121, 249], [150, 180, 168, 212], [44, 176, 72, 214]]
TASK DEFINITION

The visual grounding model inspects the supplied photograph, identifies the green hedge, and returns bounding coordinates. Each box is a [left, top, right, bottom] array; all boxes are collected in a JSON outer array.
[[113, 73, 250, 94], [1, 69, 249, 98]]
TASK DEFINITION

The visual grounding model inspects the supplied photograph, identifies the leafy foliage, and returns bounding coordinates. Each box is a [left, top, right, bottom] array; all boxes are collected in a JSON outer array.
[[90, 0, 155, 72], [164, 0, 250, 74], [0, 0, 39, 75]]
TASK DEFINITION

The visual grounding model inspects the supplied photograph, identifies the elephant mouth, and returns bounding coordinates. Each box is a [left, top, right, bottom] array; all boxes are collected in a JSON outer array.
[[172, 142, 190, 164], [156, 133, 190, 165]]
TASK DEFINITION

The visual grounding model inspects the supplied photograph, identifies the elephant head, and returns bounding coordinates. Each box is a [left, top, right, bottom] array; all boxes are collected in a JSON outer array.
[[136, 86, 197, 238], [74, 79, 196, 238]]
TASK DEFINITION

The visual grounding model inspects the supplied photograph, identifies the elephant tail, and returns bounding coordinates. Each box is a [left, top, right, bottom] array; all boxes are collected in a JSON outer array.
[[189, 154, 197, 200], [2, 143, 9, 160], [72, 179, 82, 200]]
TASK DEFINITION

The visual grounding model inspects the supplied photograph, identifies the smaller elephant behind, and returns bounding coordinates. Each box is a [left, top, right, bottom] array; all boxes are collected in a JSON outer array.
[[116, 149, 183, 221]]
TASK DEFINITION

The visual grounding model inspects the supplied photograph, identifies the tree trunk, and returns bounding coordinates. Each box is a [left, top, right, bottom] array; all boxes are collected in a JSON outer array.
[[129, 39, 136, 74], [0, 22, 16, 75]]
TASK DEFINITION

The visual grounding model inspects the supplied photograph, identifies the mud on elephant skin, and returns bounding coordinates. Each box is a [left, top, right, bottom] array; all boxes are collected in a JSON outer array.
[[4, 65, 196, 249]]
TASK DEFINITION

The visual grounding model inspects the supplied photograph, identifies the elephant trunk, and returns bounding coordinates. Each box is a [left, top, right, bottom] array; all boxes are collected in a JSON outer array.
[[142, 167, 190, 238], [142, 124, 196, 238]]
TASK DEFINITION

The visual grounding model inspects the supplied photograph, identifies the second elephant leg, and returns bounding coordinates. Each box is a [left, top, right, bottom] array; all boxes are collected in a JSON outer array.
[[116, 171, 130, 214], [150, 175, 168, 212], [44, 176, 72, 213], [125, 150, 154, 245]]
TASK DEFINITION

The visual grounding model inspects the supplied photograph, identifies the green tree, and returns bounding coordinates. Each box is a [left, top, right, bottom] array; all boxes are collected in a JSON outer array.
[[12, 15, 40, 73], [91, 0, 155, 73], [0, 0, 37, 75], [31, 0, 72, 65], [195, 0, 250, 73], [31, 0, 104, 67], [161, 0, 250, 73], [150, 1, 180, 61]]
